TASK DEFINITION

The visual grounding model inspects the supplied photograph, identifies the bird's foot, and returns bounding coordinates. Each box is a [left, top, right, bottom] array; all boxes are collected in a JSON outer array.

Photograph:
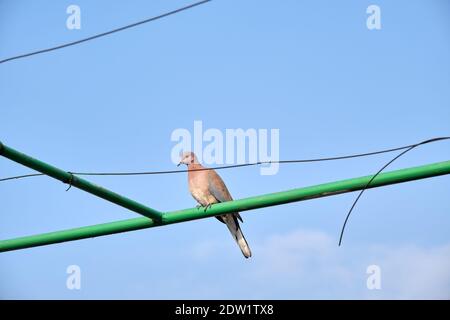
[[203, 203, 213, 212]]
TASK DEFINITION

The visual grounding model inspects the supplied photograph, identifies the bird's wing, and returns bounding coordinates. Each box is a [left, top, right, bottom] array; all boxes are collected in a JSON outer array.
[[208, 170, 233, 202], [208, 170, 243, 223]]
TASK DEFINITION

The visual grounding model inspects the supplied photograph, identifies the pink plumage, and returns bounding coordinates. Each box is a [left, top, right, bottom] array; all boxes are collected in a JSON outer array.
[[178, 152, 252, 258]]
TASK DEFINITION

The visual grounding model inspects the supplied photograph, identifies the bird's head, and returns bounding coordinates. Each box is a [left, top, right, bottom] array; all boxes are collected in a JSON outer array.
[[177, 151, 198, 167]]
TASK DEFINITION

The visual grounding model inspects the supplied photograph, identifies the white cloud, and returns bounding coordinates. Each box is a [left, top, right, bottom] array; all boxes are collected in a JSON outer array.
[[370, 245, 450, 299], [187, 229, 450, 299]]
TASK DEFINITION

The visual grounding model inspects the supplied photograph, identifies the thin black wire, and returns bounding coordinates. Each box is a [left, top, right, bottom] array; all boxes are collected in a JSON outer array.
[[68, 143, 415, 175], [0, 173, 44, 182], [0, 141, 417, 181], [0, 0, 212, 65], [338, 136, 450, 246], [1, 137, 448, 182]]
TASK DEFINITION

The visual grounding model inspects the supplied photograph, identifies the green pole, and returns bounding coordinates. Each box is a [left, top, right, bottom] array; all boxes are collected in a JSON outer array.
[[1, 160, 449, 253], [0, 142, 162, 221]]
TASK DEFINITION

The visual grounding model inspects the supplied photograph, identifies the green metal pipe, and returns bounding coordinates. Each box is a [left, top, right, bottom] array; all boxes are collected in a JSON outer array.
[[1, 160, 449, 253], [0, 141, 162, 221]]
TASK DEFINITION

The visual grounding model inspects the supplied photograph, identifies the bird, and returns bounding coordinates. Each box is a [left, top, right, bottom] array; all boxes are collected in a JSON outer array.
[[178, 151, 252, 258]]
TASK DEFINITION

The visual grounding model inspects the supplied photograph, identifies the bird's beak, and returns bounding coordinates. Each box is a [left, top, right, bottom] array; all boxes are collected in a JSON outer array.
[[177, 161, 181, 167]]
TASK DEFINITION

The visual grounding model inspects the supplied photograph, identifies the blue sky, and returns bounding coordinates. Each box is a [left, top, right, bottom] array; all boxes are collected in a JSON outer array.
[[0, 0, 449, 299]]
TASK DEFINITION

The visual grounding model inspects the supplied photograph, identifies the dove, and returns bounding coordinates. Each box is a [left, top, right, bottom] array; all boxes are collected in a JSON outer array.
[[178, 152, 252, 258]]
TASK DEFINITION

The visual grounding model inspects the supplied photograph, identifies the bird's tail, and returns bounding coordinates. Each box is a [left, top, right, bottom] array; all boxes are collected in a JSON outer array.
[[223, 214, 252, 258]]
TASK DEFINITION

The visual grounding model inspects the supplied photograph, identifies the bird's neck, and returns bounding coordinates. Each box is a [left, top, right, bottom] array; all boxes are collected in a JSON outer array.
[[187, 163, 204, 171]]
